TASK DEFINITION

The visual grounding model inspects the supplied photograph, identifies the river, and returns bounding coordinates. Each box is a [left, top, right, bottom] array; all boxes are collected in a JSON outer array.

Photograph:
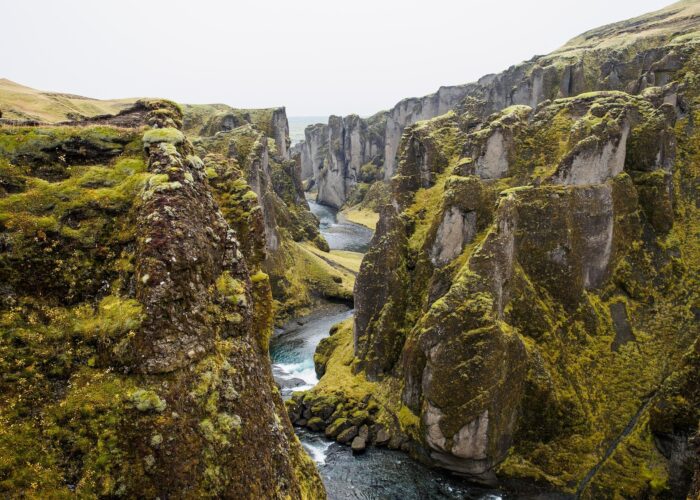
[[270, 199, 504, 500]]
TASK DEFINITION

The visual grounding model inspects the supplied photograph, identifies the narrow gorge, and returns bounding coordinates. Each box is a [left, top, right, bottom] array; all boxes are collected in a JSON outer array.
[[1, 1, 699, 499]]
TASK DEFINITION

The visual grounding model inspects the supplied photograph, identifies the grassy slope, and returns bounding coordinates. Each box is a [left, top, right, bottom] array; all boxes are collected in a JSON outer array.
[[553, 0, 700, 55], [339, 206, 379, 230], [0, 79, 136, 122], [301, 242, 364, 275]]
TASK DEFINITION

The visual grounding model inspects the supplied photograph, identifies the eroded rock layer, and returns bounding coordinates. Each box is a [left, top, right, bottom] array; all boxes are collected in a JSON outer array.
[[183, 105, 354, 322]]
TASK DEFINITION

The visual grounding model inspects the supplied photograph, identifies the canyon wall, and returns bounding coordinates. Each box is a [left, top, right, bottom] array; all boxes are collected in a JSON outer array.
[[182, 104, 352, 322], [0, 100, 324, 497], [293, 2, 700, 497], [298, 0, 700, 210], [298, 113, 385, 208]]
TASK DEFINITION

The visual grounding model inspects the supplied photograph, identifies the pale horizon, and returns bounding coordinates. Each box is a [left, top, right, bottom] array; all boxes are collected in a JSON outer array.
[[3, 0, 674, 116]]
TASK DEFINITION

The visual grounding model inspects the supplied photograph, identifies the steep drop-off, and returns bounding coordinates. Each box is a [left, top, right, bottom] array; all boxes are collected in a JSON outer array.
[[292, 4, 700, 498], [298, 0, 700, 213], [180, 103, 356, 323], [0, 100, 324, 497]]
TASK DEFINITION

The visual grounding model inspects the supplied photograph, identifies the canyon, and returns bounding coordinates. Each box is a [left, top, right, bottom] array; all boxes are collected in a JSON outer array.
[[0, 1, 699, 499]]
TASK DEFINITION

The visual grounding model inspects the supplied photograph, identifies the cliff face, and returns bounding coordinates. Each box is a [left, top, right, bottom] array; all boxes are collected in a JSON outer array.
[[298, 0, 700, 209], [298, 114, 385, 209], [293, 4, 700, 497], [182, 105, 352, 322], [182, 103, 290, 160], [0, 101, 324, 498], [300, 122, 329, 185]]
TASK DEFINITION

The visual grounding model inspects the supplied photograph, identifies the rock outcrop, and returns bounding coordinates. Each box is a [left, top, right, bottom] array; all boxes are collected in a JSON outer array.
[[296, 113, 386, 208], [299, 123, 328, 184], [297, 4, 700, 497], [297, 0, 700, 210], [182, 103, 291, 160], [182, 104, 351, 322], [0, 101, 324, 498]]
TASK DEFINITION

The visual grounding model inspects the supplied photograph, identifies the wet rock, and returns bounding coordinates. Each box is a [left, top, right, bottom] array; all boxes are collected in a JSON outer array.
[[285, 399, 302, 423], [307, 417, 325, 432], [337, 426, 358, 444], [351, 435, 367, 454], [388, 435, 404, 450], [375, 427, 391, 446], [276, 377, 307, 390], [358, 424, 369, 441]]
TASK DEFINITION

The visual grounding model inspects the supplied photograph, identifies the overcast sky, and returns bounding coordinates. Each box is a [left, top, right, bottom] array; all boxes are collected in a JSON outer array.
[[3, 0, 673, 116]]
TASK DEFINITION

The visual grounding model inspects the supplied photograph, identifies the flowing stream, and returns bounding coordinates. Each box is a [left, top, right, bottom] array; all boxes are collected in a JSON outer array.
[[270, 199, 503, 499]]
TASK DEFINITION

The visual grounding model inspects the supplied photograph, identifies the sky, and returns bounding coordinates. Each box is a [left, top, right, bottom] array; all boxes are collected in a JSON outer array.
[[3, 0, 674, 117]]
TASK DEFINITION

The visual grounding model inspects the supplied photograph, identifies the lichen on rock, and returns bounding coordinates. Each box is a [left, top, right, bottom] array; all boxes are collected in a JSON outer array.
[[302, 35, 700, 497], [0, 100, 325, 498]]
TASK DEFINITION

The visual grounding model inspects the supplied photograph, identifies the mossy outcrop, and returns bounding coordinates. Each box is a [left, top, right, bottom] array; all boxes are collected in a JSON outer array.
[[184, 105, 349, 323], [303, 34, 700, 497], [297, 0, 700, 215], [0, 101, 324, 498]]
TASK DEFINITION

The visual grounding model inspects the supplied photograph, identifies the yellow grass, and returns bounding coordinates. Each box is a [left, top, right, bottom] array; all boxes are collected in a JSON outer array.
[[339, 206, 379, 229], [0, 78, 136, 122], [299, 242, 363, 276]]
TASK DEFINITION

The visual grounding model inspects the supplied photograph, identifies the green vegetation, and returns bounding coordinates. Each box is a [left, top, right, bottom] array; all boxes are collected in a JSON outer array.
[[266, 241, 354, 320], [0, 99, 326, 497], [142, 127, 185, 146], [309, 52, 700, 497]]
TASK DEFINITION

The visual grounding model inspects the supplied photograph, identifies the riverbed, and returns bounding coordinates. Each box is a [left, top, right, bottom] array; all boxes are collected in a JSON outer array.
[[270, 198, 503, 500]]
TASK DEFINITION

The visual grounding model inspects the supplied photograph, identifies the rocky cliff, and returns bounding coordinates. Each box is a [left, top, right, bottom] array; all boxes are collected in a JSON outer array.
[[298, 0, 700, 211], [298, 112, 386, 208], [0, 100, 324, 498], [182, 104, 354, 322], [292, 3, 700, 497]]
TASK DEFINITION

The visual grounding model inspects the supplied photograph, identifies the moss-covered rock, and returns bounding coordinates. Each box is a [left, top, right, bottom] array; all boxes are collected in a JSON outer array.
[[0, 101, 325, 498], [187, 109, 334, 324], [311, 48, 700, 497]]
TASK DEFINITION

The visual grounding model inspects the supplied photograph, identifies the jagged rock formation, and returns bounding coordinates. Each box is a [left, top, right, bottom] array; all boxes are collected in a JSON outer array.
[[294, 3, 700, 497], [299, 123, 328, 184], [0, 101, 324, 498], [297, 112, 386, 208], [297, 0, 700, 211], [182, 105, 354, 322], [182, 103, 290, 160]]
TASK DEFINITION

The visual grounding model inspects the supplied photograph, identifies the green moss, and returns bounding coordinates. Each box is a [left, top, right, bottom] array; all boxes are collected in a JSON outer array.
[[397, 405, 420, 439], [265, 241, 354, 323], [128, 389, 166, 413], [0, 154, 151, 303], [250, 270, 268, 283], [73, 295, 143, 341], [215, 271, 247, 307], [308, 71, 700, 496], [142, 127, 185, 146], [0, 125, 139, 180]]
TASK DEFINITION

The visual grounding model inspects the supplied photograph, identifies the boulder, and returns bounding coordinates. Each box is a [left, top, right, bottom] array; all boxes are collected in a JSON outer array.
[[337, 426, 358, 444], [351, 436, 367, 454]]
